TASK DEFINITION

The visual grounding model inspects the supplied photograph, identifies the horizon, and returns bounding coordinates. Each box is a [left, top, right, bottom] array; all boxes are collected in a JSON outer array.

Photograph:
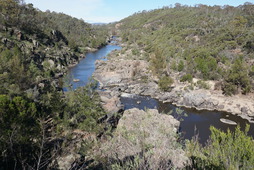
[[25, 0, 253, 23]]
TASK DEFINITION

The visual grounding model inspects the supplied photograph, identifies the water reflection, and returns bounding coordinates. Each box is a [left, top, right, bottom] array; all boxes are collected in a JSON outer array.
[[121, 95, 254, 144], [65, 43, 254, 145]]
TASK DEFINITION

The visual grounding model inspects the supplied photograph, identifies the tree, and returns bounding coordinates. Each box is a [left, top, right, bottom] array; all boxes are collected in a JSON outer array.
[[0, 95, 40, 169], [0, 0, 20, 26], [158, 76, 174, 91], [222, 58, 252, 95]]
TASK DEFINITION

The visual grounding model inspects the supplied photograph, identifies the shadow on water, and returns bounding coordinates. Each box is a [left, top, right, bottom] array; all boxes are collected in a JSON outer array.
[[120, 94, 254, 144]]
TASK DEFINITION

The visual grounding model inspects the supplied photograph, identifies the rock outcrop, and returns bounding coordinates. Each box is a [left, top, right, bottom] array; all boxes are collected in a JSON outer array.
[[93, 50, 254, 123], [101, 108, 189, 169], [98, 90, 123, 114]]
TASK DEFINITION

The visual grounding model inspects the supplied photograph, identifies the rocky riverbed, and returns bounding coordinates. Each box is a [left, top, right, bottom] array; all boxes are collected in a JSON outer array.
[[93, 49, 254, 123]]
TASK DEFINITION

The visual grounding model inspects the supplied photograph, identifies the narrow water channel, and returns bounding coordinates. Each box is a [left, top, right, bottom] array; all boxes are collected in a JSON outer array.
[[64, 44, 121, 91], [66, 44, 254, 144]]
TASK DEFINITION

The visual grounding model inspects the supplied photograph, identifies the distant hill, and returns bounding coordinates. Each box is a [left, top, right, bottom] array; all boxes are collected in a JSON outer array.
[[92, 22, 107, 25], [116, 3, 254, 95]]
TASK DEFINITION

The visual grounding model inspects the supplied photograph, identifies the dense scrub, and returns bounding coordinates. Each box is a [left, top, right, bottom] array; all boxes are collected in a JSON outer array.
[[0, 0, 109, 169], [43, 11, 108, 49], [187, 125, 254, 169], [1, 0, 254, 169], [116, 3, 254, 95]]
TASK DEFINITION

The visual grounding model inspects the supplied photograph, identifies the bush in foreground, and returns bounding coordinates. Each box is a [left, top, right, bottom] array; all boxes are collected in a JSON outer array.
[[187, 125, 254, 169]]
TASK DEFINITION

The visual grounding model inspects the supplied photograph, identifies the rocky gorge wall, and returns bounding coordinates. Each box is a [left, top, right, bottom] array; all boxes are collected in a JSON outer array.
[[93, 49, 254, 123]]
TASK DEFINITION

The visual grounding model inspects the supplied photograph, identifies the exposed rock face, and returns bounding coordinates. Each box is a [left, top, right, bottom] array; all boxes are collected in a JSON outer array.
[[57, 154, 81, 170], [93, 53, 254, 123], [94, 59, 149, 87], [98, 90, 123, 114], [101, 108, 189, 169], [0, 26, 86, 92]]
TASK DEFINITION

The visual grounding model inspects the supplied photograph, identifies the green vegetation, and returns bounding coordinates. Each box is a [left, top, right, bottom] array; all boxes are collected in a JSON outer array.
[[1, 0, 254, 169], [43, 11, 108, 49], [178, 60, 184, 72], [180, 73, 193, 83], [187, 125, 254, 169], [222, 58, 251, 95], [196, 80, 211, 90], [116, 3, 254, 94], [158, 75, 174, 91], [0, 0, 109, 169]]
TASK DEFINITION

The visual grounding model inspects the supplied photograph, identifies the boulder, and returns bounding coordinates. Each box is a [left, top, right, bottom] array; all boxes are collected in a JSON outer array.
[[241, 107, 248, 114], [101, 96, 123, 113], [183, 93, 204, 107], [220, 118, 237, 125], [57, 154, 80, 170], [101, 108, 189, 169]]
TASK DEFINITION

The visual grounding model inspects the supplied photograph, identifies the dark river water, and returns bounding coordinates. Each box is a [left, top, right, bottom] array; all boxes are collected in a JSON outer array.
[[66, 44, 254, 145], [121, 95, 254, 144]]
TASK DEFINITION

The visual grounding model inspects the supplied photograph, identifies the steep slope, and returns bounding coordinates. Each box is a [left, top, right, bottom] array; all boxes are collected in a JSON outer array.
[[0, 1, 108, 95], [115, 3, 254, 96], [0, 1, 109, 169]]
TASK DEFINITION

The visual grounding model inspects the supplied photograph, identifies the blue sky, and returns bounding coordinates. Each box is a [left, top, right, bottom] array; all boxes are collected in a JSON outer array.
[[25, 0, 253, 23]]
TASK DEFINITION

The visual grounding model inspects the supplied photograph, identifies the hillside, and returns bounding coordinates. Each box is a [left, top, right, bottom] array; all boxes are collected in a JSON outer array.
[[0, 1, 108, 95], [115, 3, 254, 96], [0, 0, 110, 169], [1, 1, 254, 169]]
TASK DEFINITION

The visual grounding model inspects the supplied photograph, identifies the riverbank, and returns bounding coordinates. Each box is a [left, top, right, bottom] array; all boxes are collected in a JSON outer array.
[[93, 47, 254, 123]]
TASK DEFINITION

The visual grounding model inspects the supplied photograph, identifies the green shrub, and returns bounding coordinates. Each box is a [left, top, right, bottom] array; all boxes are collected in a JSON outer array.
[[150, 49, 166, 75], [158, 76, 174, 91], [170, 60, 177, 71], [180, 74, 193, 83], [178, 60, 184, 72], [222, 82, 238, 95], [222, 58, 252, 95], [187, 125, 254, 169], [194, 55, 217, 80], [132, 48, 140, 56], [196, 80, 210, 89]]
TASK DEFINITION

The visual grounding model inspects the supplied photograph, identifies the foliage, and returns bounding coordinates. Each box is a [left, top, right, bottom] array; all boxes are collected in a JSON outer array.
[[117, 3, 254, 91], [43, 11, 108, 49], [149, 48, 166, 75], [178, 60, 184, 72], [187, 125, 254, 169], [0, 0, 20, 26], [62, 81, 107, 134], [0, 95, 40, 168], [158, 76, 174, 91], [0, 0, 110, 169], [180, 74, 193, 83], [196, 80, 210, 90], [222, 58, 252, 95]]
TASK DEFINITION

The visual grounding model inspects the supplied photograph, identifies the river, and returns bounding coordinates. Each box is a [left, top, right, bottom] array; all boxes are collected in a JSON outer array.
[[64, 44, 122, 90], [66, 44, 254, 144]]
